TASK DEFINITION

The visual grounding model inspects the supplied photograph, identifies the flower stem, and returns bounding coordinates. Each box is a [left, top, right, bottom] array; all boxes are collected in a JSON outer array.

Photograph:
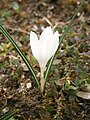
[[40, 67, 45, 93]]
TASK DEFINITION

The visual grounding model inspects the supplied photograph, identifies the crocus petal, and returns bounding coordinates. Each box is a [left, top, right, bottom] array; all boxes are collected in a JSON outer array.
[[53, 31, 59, 54], [38, 27, 53, 67], [41, 31, 59, 66], [40, 26, 53, 43], [30, 31, 41, 62]]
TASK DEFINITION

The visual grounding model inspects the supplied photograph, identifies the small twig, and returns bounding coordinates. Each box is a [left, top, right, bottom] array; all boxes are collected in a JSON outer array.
[[53, 21, 67, 30], [4, 25, 30, 35], [43, 17, 52, 27]]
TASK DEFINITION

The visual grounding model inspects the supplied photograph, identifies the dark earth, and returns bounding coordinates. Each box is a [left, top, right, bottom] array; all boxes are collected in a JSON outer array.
[[0, 0, 90, 120]]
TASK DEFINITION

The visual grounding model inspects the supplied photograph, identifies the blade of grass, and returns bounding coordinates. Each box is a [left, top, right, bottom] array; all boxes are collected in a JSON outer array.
[[0, 24, 40, 88], [44, 0, 85, 92], [0, 110, 16, 120]]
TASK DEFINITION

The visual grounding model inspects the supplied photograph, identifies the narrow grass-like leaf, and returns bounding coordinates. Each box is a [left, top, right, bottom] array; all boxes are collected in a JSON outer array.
[[44, 0, 85, 92], [0, 110, 16, 120], [0, 24, 40, 88]]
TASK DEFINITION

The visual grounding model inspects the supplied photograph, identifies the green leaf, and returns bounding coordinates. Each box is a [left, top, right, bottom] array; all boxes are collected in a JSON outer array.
[[65, 80, 71, 90], [0, 110, 16, 120], [74, 80, 80, 87], [0, 24, 40, 88], [9, 116, 15, 120], [12, 2, 20, 11], [76, 66, 88, 79]]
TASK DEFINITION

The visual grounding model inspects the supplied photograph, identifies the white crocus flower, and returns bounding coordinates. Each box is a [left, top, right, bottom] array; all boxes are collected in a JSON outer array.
[[30, 26, 59, 92]]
